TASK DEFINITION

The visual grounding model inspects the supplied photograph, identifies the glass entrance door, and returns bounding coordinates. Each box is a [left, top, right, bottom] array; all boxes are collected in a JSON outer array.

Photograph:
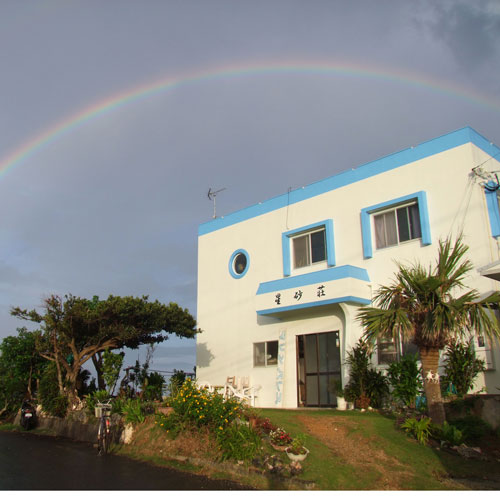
[[296, 331, 341, 407]]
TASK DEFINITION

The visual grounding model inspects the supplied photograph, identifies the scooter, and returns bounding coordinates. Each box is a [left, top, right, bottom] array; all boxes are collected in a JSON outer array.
[[20, 400, 37, 430]]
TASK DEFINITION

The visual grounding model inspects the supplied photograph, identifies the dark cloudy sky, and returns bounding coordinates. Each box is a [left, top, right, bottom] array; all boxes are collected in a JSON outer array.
[[1, 1, 499, 375]]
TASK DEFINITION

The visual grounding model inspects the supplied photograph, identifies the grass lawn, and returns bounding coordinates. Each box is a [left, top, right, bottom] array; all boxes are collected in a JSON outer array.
[[258, 408, 500, 490]]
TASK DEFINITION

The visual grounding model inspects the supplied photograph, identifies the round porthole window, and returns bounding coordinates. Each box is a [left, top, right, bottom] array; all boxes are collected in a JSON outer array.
[[229, 249, 250, 279]]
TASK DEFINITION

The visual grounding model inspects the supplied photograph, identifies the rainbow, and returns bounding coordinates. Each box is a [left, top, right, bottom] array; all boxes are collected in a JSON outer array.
[[1, 61, 499, 178]]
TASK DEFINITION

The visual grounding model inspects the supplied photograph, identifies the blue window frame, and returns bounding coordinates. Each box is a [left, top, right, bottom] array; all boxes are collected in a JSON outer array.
[[228, 249, 250, 279], [361, 191, 431, 259], [282, 219, 335, 277], [484, 183, 500, 238]]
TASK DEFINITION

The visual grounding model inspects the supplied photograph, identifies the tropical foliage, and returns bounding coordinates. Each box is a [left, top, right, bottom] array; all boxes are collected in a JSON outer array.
[[357, 236, 500, 424], [343, 340, 389, 408], [441, 338, 486, 397], [387, 354, 422, 408]]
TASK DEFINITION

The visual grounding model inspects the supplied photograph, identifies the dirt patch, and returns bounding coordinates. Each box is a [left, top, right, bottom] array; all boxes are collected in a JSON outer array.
[[297, 414, 415, 490], [127, 416, 221, 464]]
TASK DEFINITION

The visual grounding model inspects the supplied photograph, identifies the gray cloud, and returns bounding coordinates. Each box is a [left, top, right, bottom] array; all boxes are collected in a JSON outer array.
[[1, 1, 499, 374], [415, 0, 500, 70]]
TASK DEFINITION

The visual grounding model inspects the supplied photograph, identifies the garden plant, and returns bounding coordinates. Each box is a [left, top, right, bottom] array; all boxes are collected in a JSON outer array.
[[357, 236, 500, 425]]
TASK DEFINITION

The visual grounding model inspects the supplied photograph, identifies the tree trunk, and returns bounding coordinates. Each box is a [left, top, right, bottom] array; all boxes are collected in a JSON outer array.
[[419, 346, 446, 425], [52, 332, 65, 395], [92, 353, 106, 391], [27, 363, 33, 399]]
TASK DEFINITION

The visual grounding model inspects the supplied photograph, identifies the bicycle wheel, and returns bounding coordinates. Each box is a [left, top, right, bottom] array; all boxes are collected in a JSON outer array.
[[97, 419, 106, 455], [102, 419, 110, 455]]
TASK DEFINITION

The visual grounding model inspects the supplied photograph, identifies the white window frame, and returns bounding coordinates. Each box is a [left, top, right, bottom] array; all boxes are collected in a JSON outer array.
[[291, 227, 327, 270], [282, 219, 335, 277], [253, 340, 279, 367], [373, 201, 422, 250], [361, 191, 432, 259]]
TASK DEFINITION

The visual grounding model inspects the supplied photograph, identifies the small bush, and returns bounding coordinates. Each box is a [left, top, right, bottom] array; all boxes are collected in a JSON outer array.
[[401, 416, 432, 445], [441, 339, 485, 397], [84, 390, 110, 416], [256, 417, 277, 435], [450, 415, 492, 444], [170, 379, 244, 430], [344, 340, 389, 408], [387, 354, 423, 408], [269, 427, 292, 446], [437, 421, 464, 446], [122, 398, 148, 424], [216, 422, 262, 461], [155, 411, 183, 439], [38, 363, 68, 417]]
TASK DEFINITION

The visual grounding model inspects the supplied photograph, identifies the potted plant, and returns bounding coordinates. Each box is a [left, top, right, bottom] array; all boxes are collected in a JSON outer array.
[[286, 435, 309, 462], [269, 427, 292, 451], [329, 379, 347, 410], [243, 406, 260, 429]]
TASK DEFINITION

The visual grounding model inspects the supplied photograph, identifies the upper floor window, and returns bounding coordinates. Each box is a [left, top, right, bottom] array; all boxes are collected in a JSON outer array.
[[292, 228, 326, 269], [282, 219, 335, 276], [361, 191, 431, 259], [228, 249, 250, 279], [374, 202, 422, 250]]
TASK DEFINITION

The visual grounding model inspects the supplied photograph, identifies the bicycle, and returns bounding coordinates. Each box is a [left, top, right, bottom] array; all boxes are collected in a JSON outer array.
[[95, 400, 113, 455]]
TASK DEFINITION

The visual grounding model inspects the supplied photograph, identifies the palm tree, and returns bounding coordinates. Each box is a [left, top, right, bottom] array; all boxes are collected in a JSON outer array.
[[357, 236, 500, 425]]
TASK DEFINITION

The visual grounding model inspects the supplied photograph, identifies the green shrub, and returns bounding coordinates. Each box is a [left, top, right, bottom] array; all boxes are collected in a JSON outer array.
[[401, 416, 432, 445], [141, 371, 165, 401], [122, 398, 148, 424], [387, 354, 423, 408], [441, 339, 485, 397], [84, 389, 110, 416], [344, 340, 389, 408], [450, 415, 492, 444], [38, 363, 68, 417], [437, 421, 464, 446], [168, 370, 186, 398], [216, 422, 262, 461], [155, 411, 183, 439]]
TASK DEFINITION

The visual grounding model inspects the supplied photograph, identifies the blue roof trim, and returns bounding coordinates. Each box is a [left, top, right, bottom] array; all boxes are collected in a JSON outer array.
[[257, 296, 372, 316], [198, 127, 500, 236], [256, 265, 370, 295]]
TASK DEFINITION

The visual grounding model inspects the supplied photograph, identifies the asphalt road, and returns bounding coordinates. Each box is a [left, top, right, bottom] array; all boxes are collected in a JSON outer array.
[[0, 430, 250, 490]]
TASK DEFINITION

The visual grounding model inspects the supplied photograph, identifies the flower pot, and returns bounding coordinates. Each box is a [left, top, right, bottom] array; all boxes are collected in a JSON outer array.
[[157, 407, 174, 416], [271, 443, 289, 452], [248, 416, 258, 429], [286, 447, 309, 462], [336, 396, 347, 410]]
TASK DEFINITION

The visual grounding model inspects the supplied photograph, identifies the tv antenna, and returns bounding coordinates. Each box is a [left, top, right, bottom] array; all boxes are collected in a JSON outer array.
[[207, 187, 226, 219]]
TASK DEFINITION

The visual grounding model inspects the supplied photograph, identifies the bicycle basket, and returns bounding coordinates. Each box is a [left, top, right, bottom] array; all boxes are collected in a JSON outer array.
[[95, 403, 112, 418]]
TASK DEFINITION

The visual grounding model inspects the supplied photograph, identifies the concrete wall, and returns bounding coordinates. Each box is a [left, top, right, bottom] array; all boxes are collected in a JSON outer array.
[[444, 395, 500, 430]]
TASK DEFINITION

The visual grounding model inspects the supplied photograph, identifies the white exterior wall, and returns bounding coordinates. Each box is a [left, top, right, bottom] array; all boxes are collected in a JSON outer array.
[[196, 127, 500, 407]]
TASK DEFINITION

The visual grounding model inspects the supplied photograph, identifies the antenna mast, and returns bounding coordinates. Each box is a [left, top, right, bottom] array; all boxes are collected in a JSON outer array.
[[207, 187, 226, 219]]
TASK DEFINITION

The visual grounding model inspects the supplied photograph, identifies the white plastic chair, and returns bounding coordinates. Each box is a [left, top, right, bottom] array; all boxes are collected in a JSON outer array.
[[224, 376, 260, 406]]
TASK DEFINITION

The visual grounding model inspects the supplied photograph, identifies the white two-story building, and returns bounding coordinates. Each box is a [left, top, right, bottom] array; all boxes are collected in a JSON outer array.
[[196, 126, 500, 408]]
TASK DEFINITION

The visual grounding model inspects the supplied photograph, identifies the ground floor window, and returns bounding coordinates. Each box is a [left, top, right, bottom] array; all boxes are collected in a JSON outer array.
[[254, 340, 278, 366], [377, 335, 418, 365]]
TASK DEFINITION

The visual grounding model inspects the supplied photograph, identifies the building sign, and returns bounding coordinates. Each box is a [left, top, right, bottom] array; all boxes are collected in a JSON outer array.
[[275, 330, 286, 406]]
